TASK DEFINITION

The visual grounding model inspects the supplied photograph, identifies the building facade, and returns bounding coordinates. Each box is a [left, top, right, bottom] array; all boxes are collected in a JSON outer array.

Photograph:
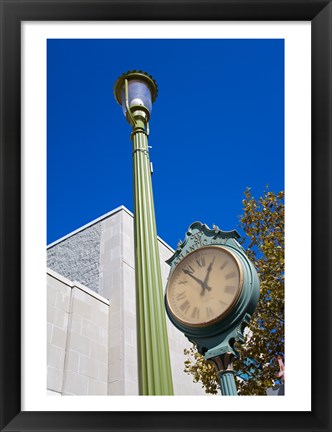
[[47, 206, 207, 396]]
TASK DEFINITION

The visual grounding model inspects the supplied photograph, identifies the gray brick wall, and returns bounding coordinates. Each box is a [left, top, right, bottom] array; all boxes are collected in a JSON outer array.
[[47, 223, 101, 293]]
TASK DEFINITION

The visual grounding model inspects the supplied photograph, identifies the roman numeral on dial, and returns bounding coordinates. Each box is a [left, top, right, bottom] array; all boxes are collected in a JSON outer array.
[[206, 306, 213, 318], [220, 261, 229, 271], [176, 291, 186, 301], [191, 307, 200, 319], [196, 257, 206, 268], [182, 265, 195, 275], [225, 271, 236, 280], [180, 300, 190, 314]]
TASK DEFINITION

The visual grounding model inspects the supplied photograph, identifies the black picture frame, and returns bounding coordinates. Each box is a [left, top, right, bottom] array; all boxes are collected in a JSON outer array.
[[0, 1, 331, 431]]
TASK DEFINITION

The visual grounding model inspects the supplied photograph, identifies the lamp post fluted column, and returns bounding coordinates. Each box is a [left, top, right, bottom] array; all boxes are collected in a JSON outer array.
[[114, 71, 174, 395], [208, 352, 238, 396]]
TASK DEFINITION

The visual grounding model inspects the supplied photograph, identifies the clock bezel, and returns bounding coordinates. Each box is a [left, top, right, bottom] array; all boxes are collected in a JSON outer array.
[[165, 245, 244, 328]]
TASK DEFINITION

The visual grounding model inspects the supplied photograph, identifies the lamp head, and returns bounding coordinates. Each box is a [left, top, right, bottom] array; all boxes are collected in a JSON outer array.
[[114, 70, 158, 122]]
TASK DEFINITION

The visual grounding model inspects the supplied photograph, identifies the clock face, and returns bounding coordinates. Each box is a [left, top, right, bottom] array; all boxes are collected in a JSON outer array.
[[166, 246, 243, 328]]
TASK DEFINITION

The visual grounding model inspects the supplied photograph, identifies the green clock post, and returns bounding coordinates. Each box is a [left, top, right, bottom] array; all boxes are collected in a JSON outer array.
[[114, 71, 174, 395], [165, 222, 260, 395]]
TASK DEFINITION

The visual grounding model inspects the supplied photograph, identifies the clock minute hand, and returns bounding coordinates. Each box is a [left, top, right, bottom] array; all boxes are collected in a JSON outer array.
[[182, 268, 205, 286]]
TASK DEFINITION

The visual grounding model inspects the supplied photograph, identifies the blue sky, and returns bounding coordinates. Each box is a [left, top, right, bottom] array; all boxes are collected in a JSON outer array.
[[47, 38, 284, 249]]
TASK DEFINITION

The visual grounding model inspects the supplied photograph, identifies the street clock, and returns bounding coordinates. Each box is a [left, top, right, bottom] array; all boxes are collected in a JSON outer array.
[[165, 222, 260, 369], [166, 245, 244, 328]]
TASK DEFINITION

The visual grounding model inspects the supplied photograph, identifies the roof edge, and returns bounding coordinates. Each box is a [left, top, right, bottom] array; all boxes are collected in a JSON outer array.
[[47, 205, 130, 248], [47, 205, 174, 253]]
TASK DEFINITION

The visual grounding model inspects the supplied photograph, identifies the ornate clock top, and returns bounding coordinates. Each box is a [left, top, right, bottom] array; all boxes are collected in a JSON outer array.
[[166, 221, 243, 273]]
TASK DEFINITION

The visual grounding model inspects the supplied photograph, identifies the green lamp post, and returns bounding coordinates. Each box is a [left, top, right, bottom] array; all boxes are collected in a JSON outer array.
[[114, 71, 174, 395]]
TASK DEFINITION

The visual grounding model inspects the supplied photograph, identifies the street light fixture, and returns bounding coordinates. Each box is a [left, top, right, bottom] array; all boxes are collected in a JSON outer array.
[[114, 70, 174, 396], [114, 71, 157, 122]]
